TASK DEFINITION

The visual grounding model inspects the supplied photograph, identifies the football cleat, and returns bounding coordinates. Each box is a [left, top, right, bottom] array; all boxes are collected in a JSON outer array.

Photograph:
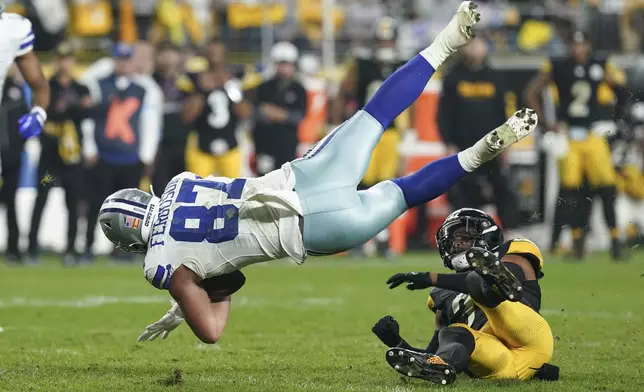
[[465, 247, 523, 302], [385, 348, 456, 386], [480, 108, 538, 162], [437, 1, 481, 52]]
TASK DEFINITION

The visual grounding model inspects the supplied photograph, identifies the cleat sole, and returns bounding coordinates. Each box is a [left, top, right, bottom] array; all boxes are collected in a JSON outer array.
[[385, 348, 456, 386]]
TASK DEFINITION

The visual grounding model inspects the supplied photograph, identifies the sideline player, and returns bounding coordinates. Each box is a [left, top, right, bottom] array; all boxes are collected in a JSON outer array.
[[379, 208, 556, 385], [0, 5, 50, 140], [525, 30, 624, 259], [98, 2, 537, 345]]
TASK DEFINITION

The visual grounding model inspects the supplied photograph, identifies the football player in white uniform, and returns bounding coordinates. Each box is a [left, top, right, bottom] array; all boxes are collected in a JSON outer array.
[[98, 2, 539, 344], [0, 4, 50, 139]]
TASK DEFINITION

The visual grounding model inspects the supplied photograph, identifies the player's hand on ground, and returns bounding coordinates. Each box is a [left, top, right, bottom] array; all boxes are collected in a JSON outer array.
[[137, 300, 185, 342], [439, 1, 481, 51], [386, 272, 433, 290], [372, 315, 402, 347]]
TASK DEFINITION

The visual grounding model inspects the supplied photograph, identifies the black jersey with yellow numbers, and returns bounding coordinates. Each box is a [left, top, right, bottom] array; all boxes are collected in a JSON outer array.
[[186, 72, 240, 155], [356, 57, 405, 110], [43, 75, 90, 166], [428, 287, 488, 330], [550, 56, 608, 128]]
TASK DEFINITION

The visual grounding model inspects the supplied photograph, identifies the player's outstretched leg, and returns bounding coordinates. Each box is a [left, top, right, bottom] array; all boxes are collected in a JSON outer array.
[[291, 1, 479, 197], [464, 247, 524, 304]]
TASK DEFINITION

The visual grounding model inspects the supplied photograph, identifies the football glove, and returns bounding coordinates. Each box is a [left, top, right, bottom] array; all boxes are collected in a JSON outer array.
[[18, 106, 46, 139], [386, 272, 432, 290], [137, 300, 184, 342], [372, 315, 402, 347]]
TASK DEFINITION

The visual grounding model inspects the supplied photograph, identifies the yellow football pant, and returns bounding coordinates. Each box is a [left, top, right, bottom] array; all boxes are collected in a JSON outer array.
[[559, 134, 616, 189], [616, 164, 644, 200], [185, 135, 241, 179], [361, 130, 400, 186], [452, 300, 554, 381]]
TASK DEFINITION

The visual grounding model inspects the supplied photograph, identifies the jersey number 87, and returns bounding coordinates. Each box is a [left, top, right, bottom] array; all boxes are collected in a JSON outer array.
[[169, 178, 246, 244]]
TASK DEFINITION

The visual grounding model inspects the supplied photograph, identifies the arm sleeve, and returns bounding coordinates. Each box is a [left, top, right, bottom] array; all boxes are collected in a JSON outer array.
[[14, 17, 35, 57], [138, 77, 163, 166]]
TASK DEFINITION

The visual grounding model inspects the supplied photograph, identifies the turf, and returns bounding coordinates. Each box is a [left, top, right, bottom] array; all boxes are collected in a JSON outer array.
[[0, 252, 643, 392]]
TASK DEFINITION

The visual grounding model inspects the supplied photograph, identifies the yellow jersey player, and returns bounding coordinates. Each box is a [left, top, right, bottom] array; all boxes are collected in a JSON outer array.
[[526, 30, 625, 259], [182, 39, 252, 179], [374, 208, 557, 385]]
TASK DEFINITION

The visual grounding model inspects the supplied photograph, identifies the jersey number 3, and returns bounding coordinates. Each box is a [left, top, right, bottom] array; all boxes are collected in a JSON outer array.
[[207, 90, 231, 129], [169, 179, 245, 243]]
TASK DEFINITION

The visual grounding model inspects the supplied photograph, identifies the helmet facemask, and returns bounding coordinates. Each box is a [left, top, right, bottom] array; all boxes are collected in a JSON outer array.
[[437, 215, 503, 271]]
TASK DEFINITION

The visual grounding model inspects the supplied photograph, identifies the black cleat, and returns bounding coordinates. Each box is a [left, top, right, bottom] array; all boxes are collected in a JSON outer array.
[[465, 247, 523, 302], [385, 348, 456, 386]]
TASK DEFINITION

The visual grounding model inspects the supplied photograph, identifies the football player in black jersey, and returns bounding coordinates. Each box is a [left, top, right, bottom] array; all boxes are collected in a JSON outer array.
[[373, 209, 557, 385], [182, 39, 252, 179], [333, 17, 412, 257], [526, 30, 625, 259], [27, 42, 90, 265]]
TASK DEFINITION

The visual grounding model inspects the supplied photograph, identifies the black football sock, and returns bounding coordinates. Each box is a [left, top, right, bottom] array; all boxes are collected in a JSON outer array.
[[434, 326, 475, 374], [598, 186, 618, 237]]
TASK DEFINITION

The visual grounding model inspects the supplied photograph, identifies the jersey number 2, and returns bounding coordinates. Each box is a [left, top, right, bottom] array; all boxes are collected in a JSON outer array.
[[169, 179, 245, 243], [568, 80, 592, 118]]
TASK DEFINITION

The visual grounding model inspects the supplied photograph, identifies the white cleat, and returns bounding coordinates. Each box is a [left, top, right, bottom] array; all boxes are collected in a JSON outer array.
[[482, 108, 538, 160], [439, 1, 481, 52]]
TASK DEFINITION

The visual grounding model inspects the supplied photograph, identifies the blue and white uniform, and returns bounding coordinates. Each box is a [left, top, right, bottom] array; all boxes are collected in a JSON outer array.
[[0, 12, 34, 102], [142, 167, 305, 288], [136, 3, 529, 288]]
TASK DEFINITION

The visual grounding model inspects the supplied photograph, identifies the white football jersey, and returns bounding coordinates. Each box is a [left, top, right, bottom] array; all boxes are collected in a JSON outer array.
[[0, 12, 34, 102], [142, 163, 306, 289]]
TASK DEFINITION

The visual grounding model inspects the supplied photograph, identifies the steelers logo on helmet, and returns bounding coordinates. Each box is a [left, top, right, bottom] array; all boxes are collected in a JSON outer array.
[[436, 208, 504, 271]]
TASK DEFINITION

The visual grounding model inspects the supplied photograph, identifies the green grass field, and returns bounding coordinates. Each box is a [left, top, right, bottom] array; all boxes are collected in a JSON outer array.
[[1, 252, 643, 392]]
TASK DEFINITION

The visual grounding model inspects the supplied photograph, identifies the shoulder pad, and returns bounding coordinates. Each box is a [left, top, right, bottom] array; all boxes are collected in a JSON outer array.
[[504, 238, 544, 276]]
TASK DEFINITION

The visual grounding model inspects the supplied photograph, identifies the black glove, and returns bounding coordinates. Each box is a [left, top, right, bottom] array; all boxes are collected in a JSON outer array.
[[386, 272, 432, 290], [372, 315, 402, 347]]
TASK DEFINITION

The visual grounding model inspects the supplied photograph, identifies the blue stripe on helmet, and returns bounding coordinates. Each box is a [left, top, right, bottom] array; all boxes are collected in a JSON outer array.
[[99, 208, 145, 220], [105, 198, 148, 209]]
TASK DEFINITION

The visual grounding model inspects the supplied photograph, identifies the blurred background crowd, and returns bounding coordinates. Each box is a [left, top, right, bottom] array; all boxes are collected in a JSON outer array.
[[1, 0, 644, 265]]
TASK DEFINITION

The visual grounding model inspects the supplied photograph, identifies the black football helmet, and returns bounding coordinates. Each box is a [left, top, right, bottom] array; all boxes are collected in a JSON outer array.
[[436, 208, 504, 271]]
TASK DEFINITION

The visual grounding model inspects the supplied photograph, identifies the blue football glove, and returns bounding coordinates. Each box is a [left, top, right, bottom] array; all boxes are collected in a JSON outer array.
[[18, 106, 47, 139]]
